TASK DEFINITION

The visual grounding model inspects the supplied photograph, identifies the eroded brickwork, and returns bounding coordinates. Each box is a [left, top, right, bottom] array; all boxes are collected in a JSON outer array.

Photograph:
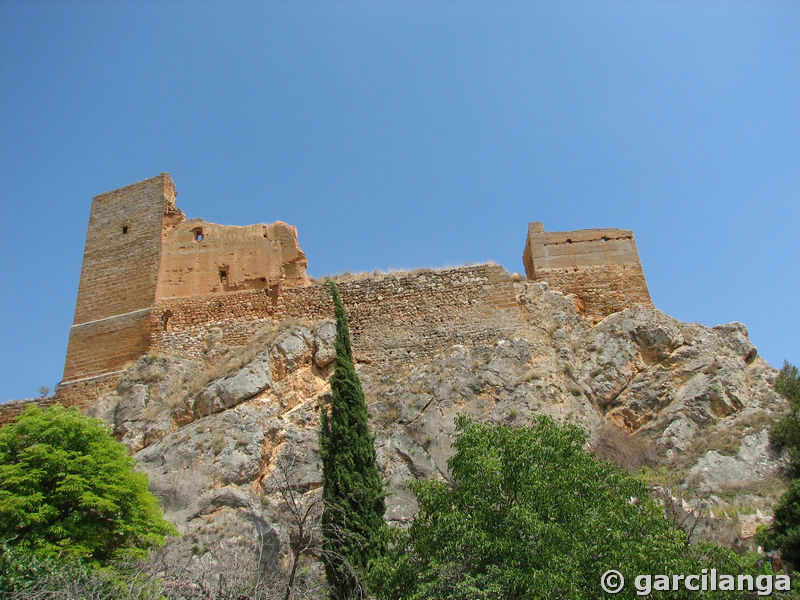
[[156, 219, 308, 299], [522, 222, 652, 321], [151, 265, 523, 369]]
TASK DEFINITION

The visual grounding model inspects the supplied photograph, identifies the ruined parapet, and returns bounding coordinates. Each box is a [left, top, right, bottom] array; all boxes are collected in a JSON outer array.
[[62, 174, 309, 387], [156, 220, 307, 299], [522, 222, 652, 321]]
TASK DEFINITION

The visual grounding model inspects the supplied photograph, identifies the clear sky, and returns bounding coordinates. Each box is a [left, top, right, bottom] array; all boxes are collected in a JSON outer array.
[[1, 1, 798, 401]]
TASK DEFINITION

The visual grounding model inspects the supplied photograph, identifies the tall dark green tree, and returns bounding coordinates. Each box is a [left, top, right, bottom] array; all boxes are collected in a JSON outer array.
[[319, 280, 385, 599], [769, 362, 800, 471]]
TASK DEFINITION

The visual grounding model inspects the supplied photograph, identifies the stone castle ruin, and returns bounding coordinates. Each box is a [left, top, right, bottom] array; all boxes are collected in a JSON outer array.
[[522, 221, 652, 322], [4, 173, 653, 419]]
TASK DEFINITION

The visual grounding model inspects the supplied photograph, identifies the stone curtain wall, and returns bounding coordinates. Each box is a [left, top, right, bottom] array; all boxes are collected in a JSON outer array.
[[522, 222, 652, 321], [12, 264, 524, 416], [152, 264, 522, 368], [0, 374, 121, 426]]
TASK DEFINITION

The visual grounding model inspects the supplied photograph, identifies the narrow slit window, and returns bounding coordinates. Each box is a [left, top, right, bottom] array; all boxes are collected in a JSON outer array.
[[192, 227, 204, 241], [122, 226, 128, 234]]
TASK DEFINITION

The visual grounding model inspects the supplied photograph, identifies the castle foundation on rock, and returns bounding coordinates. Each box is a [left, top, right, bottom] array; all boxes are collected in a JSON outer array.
[[6, 174, 654, 416]]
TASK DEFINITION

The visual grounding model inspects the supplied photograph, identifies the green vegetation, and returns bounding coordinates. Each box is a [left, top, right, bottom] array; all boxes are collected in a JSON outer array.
[[319, 281, 385, 599], [368, 415, 770, 600], [760, 479, 800, 566], [768, 362, 800, 471], [0, 404, 174, 565], [759, 362, 800, 564], [0, 542, 161, 599]]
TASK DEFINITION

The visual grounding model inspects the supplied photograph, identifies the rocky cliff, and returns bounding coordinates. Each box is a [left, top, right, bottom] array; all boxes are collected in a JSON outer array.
[[82, 267, 787, 582]]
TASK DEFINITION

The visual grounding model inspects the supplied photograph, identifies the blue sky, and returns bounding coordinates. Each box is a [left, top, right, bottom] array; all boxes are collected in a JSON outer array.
[[1, 1, 798, 401]]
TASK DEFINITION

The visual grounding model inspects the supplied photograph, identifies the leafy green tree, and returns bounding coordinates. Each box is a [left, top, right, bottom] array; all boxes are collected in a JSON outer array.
[[760, 478, 800, 566], [760, 362, 800, 564], [769, 362, 800, 471], [0, 404, 175, 565], [319, 281, 385, 599], [368, 415, 768, 600]]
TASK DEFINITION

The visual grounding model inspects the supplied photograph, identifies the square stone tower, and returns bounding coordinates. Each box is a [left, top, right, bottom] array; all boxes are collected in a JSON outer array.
[[62, 173, 309, 387], [63, 174, 181, 383], [522, 222, 653, 321]]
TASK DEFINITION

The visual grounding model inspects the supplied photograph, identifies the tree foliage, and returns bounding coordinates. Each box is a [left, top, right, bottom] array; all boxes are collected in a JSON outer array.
[[319, 281, 385, 599], [760, 478, 800, 567], [769, 362, 800, 471], [0, 404, 175, 565], [368, 415, 767, 600], [760, 362, 800, 564]]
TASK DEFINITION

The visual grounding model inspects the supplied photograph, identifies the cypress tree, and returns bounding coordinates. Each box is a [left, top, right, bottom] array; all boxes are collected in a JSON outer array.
[[319, 280, 385, 599]]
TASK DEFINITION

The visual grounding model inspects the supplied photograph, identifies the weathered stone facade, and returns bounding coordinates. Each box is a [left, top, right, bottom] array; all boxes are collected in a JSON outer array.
[[522, 222, 652, 321]]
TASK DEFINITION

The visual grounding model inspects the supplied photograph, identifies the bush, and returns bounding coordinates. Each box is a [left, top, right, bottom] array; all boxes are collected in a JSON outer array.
[[0, 404, 175, 565]]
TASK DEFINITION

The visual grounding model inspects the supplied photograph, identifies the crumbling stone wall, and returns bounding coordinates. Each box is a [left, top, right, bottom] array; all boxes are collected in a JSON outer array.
[[0, 374, 121, 426], [151, 264, 523, 369], [522, 222, 652, 321], [156, 219, 307, 299]]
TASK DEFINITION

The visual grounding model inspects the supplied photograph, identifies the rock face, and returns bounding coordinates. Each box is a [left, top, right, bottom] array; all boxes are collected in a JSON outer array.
[[89, 275, 789, 580]]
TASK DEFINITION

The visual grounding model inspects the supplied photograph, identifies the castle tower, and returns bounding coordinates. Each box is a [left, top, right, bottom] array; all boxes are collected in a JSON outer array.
[[63, 174, 181, 383], [522, 222, 653, 321], [61, 173, 309, 388]]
